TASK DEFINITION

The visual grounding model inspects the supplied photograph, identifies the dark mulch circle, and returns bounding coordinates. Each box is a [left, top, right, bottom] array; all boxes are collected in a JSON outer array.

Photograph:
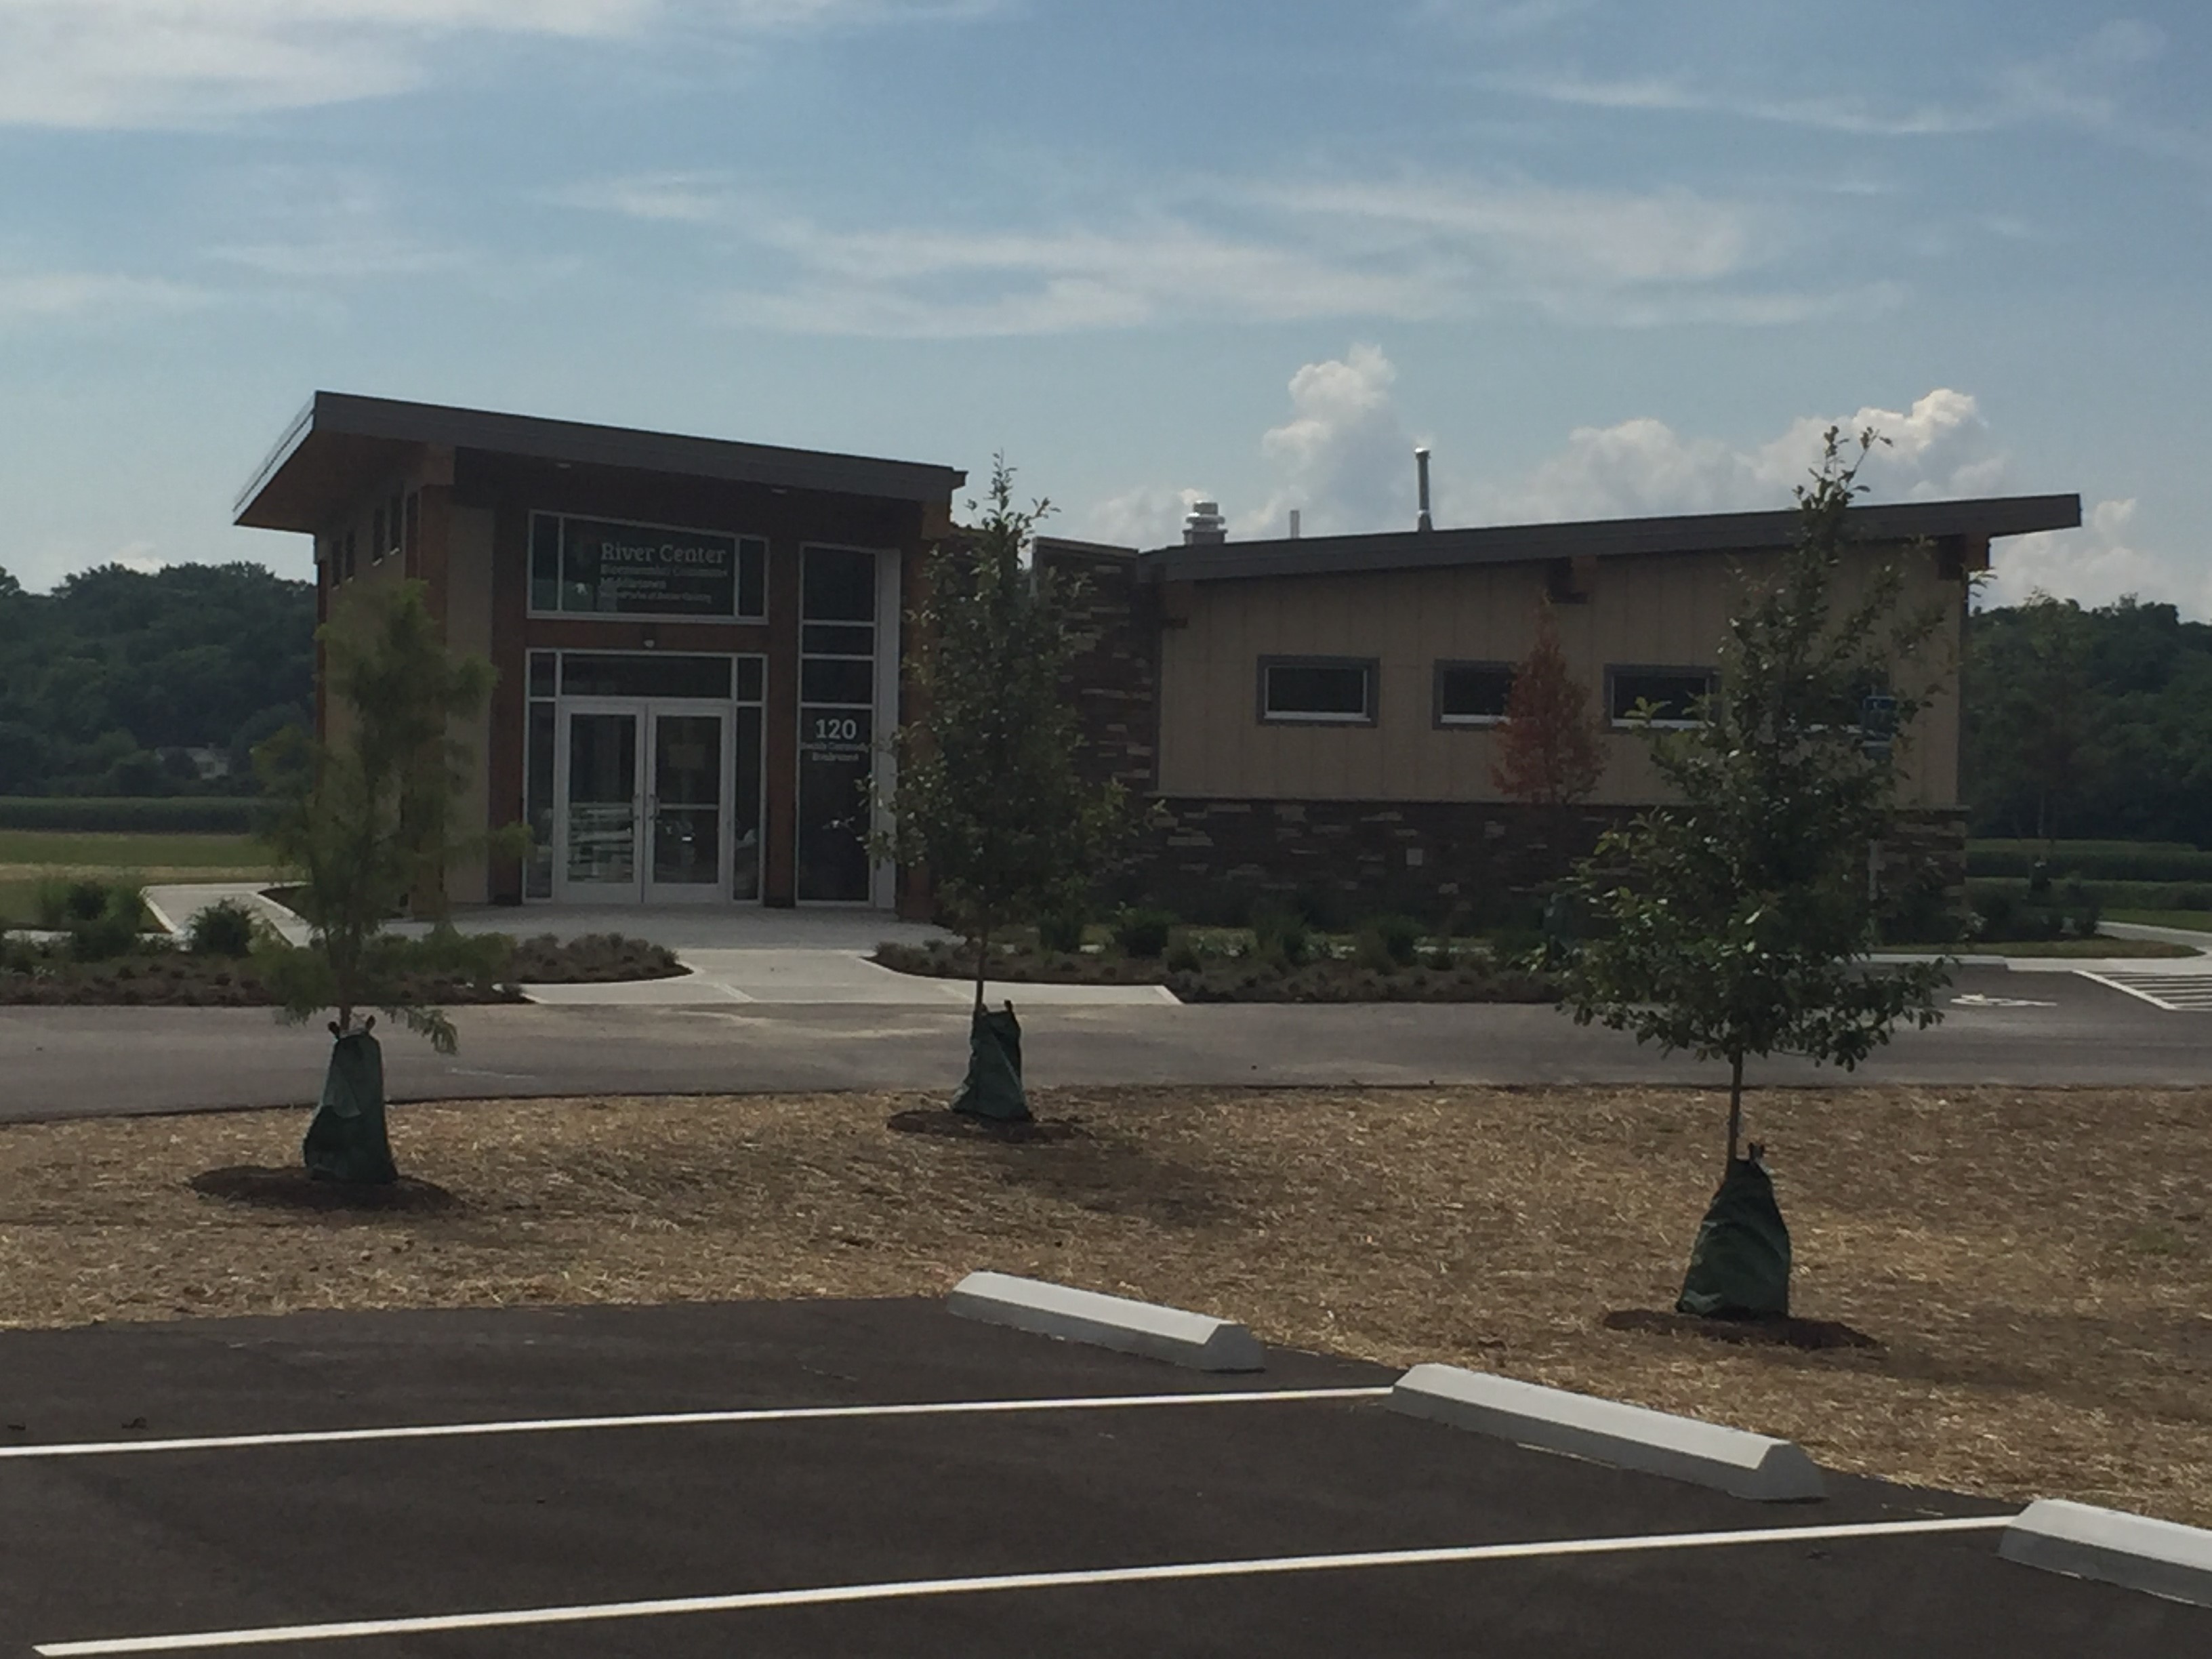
[[885, 1109, 1082, 1144], [1601, 1307, 1881, 1352], [188, 1165, 459, 1213]]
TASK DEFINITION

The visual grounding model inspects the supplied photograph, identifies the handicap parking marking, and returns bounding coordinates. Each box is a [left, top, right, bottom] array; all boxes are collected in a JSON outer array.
[[0, 1385, 1393, 1462], [33, 1515, 2017, 1656], [2078, 971, 2212, 1012]]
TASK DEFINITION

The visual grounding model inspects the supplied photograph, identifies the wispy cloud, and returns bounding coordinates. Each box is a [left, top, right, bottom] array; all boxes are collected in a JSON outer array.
[[0, 268, 207, 327], [0, 1, 998, 129], [547, 167, 1853, 338]]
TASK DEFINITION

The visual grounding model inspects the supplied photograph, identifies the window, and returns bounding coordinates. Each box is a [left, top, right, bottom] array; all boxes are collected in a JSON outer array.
[[1259, 657, 1376, 725], [528, 511, 766, 621], [1607, 666, 1716, 726], [1435, 661, 1515, 726]]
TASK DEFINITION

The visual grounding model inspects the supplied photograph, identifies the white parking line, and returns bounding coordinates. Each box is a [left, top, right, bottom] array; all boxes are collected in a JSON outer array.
[[0, 1387, 1392, 1462], [34, 1515, 2015, 1654]]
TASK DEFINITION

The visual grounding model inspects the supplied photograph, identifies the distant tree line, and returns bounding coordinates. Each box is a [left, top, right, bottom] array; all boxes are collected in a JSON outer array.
[[0, 562, 314, 797], [1965, 594, 2212, 845]]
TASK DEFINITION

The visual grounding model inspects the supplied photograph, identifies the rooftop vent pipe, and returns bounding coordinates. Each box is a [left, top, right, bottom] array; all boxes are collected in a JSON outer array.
[[1415, 447, 1433, 533], [1288, 508, 1301, 539], [1183, 499, 1227, 545]]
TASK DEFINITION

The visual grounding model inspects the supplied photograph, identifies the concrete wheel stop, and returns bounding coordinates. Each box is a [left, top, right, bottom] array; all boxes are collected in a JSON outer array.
[[947, 1271, 1266, 1372], [1387, 1362, 1824, 1501], [2000, 1498, 2212, 1608]]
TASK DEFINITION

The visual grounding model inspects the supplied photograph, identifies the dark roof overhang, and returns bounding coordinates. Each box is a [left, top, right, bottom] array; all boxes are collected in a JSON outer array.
[[1139, 494, 2083, 583], [235, 391, 967, 532]]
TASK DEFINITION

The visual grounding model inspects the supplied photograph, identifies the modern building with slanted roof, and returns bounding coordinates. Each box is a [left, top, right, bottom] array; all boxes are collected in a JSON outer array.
[[237, 390, 2076, 922], [236, 392, 962, 911]]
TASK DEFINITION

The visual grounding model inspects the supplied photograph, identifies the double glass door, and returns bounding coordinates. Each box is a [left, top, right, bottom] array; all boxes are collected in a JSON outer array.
[[557, 699, 741, 903]]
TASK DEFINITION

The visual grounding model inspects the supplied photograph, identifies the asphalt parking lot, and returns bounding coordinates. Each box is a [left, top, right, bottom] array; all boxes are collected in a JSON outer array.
[[1, 1298, 2203, 1656]]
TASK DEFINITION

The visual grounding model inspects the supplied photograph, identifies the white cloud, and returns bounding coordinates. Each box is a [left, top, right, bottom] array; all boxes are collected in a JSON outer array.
[[203, 168, 468, 278], [1467, 388, 2011, 523], [682, 171, 1836, 339], [1245, 344, 1420, 537], [1984, 499, 2209, 615], [0, 1, 991, 129], [1080, 485, 1213, 551], [0, 268, 206, 325]]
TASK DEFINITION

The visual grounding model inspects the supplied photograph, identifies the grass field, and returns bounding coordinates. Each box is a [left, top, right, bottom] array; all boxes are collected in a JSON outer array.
[[3, 1084, 2205, 1527], [0, 831, 279, 926], [2109, 909, 2212, 934]]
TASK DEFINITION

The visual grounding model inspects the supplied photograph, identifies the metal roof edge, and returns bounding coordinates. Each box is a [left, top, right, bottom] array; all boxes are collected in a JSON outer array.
[[231, 392, 321, 523]]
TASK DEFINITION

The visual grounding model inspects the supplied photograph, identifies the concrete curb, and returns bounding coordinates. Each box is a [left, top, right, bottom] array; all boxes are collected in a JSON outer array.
[[947, 1271, 1265, 1372], [2000, 1498, 2212, 1607], [1387, 1363, 1824, 1501]]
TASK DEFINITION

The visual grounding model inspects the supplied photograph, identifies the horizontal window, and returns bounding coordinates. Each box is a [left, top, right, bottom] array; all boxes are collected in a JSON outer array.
[[1260, 657, 1376, 725], [560, 654, 739, 701], [801, 657, 876, 705], [530, 512, 766, 621], [1435, 661, 1515, 726], [1607, 667, 1716, 726]]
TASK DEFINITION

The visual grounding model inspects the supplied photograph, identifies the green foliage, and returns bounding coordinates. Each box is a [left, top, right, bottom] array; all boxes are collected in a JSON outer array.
[[1561, 428, 1952, 1166], [1356, 912, 1424, 970], [184, 899, 262, 958], [1963, 596, 2212, 845], [1967, 840, 2212, 882], [1971, 882, 2102, 943], [1112, 905, 1177, 959], [0, 562, 312, 798], [1036, 901, 1088, 955], [871, 457, 1132, 1005], [1251, 903, 1313, 966], [255, 579, 523, 1051]]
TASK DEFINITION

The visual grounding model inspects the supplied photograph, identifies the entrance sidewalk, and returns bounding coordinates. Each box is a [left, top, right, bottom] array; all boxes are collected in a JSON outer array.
[[138, 885, 1176, 1008]]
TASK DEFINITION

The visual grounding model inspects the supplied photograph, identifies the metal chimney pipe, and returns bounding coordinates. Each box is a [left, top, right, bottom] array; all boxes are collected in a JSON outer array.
[[1415, 447, 1433, 533], [1288, 508, 1301, 539]]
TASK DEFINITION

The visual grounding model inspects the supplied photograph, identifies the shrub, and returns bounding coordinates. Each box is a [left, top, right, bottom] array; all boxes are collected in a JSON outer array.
[[1164, 937, 1202, 974], [1113, 905, 1177, 959], [1360, 913, 1425, 969], [1037, 903, 1087, 955], [185, 899, 260, 958], [1251, 903, 1311, 966]]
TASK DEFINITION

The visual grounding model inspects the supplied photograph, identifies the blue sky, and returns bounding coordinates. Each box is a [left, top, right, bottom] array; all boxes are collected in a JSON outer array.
[[1, 1, 2207, 611]]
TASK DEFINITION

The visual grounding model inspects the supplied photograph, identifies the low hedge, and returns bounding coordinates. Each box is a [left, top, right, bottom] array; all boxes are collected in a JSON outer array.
[[1967, 840, 2212, 882], [0, 797, 264, 834], [872, 939, 1559, 1004]]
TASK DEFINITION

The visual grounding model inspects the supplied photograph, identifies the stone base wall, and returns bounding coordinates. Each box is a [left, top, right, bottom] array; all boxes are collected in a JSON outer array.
[[1122, 797, 1970, 931], [1126, 797, 1622, 926]]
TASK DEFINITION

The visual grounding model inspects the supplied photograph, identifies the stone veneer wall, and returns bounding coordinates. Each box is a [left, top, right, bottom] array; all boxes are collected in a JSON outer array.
[[1036, 540, 1158, 796]]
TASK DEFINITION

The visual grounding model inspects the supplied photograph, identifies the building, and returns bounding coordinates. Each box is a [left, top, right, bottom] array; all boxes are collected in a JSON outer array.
[[1039, 487, 2081, 923], [238, 391, 2078, 922], [235, 392, 962, 909]]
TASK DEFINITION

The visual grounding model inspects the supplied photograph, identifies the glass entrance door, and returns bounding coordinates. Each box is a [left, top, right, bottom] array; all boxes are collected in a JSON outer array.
[[556, 700, 735, 904], [560, 708, 641, 900], [646, 712, 724, 903]]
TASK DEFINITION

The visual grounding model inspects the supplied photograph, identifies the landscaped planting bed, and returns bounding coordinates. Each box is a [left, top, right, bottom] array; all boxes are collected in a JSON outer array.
[[0, 1084, 2205, 1527], [871, 937, 1559, 1003], [0, 931, 684, 1006]]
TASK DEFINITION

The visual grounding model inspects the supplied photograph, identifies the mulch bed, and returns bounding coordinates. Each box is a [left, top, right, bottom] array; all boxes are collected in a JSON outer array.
[[872, 941, 1557, 1004], [188, 1166, 459, 1213], [1601, 1307, 1881, 1351], [0, 932, 684, 1007], [0, 1084, 2206, 1528], [885, 1108, 1082, 1143]]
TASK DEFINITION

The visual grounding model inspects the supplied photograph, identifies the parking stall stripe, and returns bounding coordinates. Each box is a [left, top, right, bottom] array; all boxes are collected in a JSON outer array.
[[0, 1387, 1393, 1462], [34, 1515, 2015, 1655]]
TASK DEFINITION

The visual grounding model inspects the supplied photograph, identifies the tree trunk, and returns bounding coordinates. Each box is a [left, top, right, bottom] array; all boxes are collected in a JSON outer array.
[[1725, 1049, 1746, 1173], [972, 922, 989, 1017]]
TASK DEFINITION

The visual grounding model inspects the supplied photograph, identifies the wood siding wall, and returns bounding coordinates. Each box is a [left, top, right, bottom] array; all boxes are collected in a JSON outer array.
[[1155, 546, 1963, 808]]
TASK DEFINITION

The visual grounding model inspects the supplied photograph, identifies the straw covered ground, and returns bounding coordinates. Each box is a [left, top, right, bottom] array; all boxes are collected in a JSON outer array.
[[0, 1085, 2205, 1523]]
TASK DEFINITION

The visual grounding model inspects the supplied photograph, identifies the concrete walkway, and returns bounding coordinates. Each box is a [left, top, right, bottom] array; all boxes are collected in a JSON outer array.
[[138, 884, 1172, 1008]]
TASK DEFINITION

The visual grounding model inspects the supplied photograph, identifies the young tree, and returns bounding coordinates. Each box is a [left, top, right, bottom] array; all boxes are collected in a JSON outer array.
[[255, 579, 518, 1182], [1560, 429, 1952, 1309], [872, 458, 1131, 1121], [1490, 598, 1605, 819]]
